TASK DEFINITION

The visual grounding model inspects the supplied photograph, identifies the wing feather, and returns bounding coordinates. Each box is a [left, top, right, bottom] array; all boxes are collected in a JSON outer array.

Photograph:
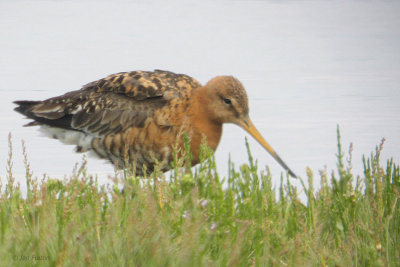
[[14, 70, 202, 137]]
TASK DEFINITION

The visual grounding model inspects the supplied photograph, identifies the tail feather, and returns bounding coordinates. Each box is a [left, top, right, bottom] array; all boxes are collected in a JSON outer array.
[[13, 100, 40, 117], [14, 100, 93, 154], [13, 100, 74, 130]]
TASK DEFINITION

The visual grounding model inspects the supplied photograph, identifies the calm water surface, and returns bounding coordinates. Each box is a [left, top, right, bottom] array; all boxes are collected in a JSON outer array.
[[1, 0, 399, 190]]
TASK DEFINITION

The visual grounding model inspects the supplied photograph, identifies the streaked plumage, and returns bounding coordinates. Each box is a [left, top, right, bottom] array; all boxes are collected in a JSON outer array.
[[14, 69, 297, 177]]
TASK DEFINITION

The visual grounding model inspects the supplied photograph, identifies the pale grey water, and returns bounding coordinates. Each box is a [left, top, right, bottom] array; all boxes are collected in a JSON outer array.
[[1, 0, 399, 190]]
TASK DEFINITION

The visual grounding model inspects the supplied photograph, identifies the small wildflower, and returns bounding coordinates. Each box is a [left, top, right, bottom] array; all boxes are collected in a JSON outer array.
[[182, 210, 190, 219], [200, 199, 209, 207], [210, 223, 217, 230]]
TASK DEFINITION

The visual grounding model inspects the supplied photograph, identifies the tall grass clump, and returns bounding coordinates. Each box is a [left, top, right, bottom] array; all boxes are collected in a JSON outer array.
[[0, 127, 399, 266]]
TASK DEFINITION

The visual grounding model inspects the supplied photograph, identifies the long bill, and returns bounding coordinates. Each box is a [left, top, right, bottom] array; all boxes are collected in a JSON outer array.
[[238, 117, 297, 178]]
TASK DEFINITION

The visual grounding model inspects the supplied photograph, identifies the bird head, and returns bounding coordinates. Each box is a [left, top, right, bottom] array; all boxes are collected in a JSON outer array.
[[204, 76, 297, 178]]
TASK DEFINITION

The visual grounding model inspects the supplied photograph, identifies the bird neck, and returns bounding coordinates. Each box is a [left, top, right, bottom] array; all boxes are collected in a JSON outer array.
[[189, 86, 223, 153]]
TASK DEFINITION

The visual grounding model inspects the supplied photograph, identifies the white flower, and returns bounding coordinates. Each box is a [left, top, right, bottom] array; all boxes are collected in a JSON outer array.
[[210, 223, 217, 230], [182, 210, 190, 219]]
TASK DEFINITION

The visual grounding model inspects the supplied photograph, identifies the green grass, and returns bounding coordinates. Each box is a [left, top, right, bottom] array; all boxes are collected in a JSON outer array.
[[1, 127, 399, 266]]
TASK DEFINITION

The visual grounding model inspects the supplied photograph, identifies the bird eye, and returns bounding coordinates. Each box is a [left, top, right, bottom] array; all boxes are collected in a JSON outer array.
[[223, 98, 232, 105]]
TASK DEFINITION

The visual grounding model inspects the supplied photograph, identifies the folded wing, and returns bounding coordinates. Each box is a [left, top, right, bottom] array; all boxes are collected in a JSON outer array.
[[14, 70, 202, 137]]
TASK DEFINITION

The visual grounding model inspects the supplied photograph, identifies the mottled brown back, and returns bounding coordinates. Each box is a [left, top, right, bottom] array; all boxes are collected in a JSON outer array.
[[14, 70, 202, 137]]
